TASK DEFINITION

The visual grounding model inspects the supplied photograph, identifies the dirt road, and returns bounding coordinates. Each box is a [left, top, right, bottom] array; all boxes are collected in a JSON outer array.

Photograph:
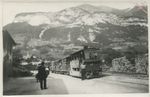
[[3, 73, 149, 95]]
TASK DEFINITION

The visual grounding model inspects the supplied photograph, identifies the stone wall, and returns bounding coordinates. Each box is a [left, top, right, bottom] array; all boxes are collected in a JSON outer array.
[[111, 54, 148, 74], [111, 56, 135, 73]]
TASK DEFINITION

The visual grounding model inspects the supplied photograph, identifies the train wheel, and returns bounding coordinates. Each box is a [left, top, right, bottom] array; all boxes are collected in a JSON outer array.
[[93, 71, 99, 77], [85, 71, 93, 79]]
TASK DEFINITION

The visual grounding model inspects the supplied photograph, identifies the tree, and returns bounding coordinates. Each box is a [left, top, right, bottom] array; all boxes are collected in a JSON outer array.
[[12, 49, 23, 67], [102, 48, 122, 66], [124, 45, 148, 64]]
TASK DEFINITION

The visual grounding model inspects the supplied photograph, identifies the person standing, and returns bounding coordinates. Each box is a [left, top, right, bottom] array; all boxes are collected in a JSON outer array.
[[38, 61, 47, 90], [80, 64, 86, 80], [45, 67, 50, 78]]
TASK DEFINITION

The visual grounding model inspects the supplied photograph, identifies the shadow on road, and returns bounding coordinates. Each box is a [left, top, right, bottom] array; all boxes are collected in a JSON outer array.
[[3, 77, 68, 95], [69, 73, 110, 80]]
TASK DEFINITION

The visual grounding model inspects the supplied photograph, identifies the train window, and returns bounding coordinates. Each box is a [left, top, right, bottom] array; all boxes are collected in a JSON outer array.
[[89, 52, 98, 59], [84, 52, 90, 59], [73, 68, 79, 71], [73, 68, 77, 71], [76, 68, 79, 71]]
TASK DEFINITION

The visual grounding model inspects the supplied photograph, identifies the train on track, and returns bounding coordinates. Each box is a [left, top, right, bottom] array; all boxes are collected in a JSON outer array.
[[51, 47, 103, 79]]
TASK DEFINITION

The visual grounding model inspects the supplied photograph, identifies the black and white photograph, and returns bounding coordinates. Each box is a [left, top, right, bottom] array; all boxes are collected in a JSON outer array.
[[2, 0, 149, 95]]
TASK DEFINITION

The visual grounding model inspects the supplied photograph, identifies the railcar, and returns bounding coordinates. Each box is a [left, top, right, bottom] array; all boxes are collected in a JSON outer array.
[[51, 47, 103, 79]]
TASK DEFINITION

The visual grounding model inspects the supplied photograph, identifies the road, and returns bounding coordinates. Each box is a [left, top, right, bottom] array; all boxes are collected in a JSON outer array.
[[3, 73, 149, 95]]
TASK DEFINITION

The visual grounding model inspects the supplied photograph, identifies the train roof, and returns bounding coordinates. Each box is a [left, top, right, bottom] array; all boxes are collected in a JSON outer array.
[[53, 47, 101, 62], [70, 47, 100, 55]]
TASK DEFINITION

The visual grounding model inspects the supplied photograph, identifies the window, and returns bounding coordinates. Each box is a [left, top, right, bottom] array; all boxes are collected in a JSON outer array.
[[90, 52, 98, 59], [84, 52, 90, 59], [73, 68, 79, 71], [76, 68, 79, 71]]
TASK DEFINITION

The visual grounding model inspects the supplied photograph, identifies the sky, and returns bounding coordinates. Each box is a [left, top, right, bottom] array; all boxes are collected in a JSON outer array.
[[2, 0, 147, 26]]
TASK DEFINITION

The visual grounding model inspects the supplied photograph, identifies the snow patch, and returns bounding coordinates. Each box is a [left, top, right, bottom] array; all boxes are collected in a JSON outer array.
[[89, 33, 96, 42], [73, 13, 108, 25], [59, 15, 71, 22], [77, 35, 88, 43], [62, 44, 83, 50], [28, 39, 50, 47], [14, 15, 51, 26], [67, 32, 71, 41], [28, 15, 50, 26], [39, 26, 50, 39], [89, 28, 93, 32]]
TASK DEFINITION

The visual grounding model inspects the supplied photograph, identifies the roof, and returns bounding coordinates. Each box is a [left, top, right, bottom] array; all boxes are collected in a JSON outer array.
[[3, 30, 17, 46]]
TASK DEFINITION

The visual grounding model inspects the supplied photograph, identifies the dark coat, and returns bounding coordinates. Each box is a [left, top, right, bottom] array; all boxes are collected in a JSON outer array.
[[38, 65, 47, 79]]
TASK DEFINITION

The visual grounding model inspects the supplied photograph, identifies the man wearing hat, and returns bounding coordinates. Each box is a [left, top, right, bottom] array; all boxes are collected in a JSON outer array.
[[38, 61, 47, 90]]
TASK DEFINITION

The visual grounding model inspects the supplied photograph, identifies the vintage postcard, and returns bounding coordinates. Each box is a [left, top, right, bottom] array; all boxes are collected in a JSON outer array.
[[1, 0, 149, 96]]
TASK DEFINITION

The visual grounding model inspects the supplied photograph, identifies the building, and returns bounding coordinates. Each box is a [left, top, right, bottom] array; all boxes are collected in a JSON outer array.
[[3, 30, 16, 81]]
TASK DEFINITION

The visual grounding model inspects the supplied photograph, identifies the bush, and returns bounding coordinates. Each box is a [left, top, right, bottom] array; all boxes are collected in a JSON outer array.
[[101, 48, 122, 66]]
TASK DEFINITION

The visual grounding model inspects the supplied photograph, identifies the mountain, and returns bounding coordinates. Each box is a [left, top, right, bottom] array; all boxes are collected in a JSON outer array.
[[123, 5, 147, 19], [77, 4, 121, 14], [3, 4, 148, 60]]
